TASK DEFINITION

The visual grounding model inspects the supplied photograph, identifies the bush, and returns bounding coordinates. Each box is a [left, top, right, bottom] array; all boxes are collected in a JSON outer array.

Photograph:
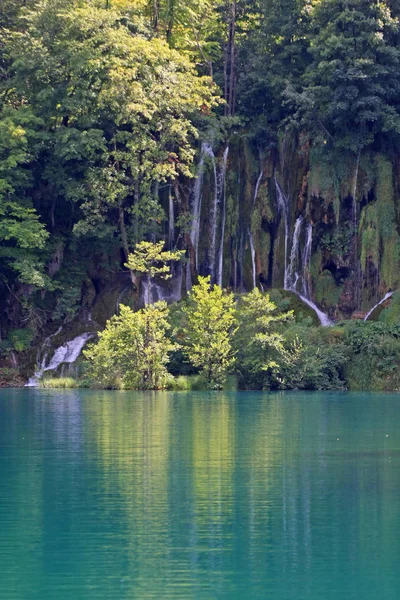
[[84, 302, 176, 390]]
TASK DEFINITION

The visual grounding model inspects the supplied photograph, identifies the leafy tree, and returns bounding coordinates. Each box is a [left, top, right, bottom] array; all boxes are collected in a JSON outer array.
[[236, 0, 311, 137], [0, 107, 48, 285], [84, 302, 176, 389], [235, 288, 292, 389], [6, 2, 219, 262], [126, 240, 184, 303], [287, 0, 400, 151], [182, 275, 237, 388]]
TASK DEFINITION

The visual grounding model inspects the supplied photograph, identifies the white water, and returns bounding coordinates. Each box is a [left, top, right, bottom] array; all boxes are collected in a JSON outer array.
[[152, 266, 183, 304], [297, 294, 334, 327], [286, 216, 303, 291], [248, 170, 263, 289], [252, 170, 263, 212], [302, 222, 313, 298], [275, 178, 333, 326], [249, 231, 257, 290], [26, 332, 93, 387], [217, 146, 229, 287], [203, 144, 219, 281], [190, 144, 207, 270], [275, 178, 290, 289], [364, 292, 393, 321]]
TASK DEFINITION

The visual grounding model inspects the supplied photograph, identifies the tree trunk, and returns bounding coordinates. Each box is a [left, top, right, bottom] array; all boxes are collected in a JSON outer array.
[[228, 0, 236, 116], [153, 0, 160, 32], [119, 203, 137, 287], [224, 0, 237, 116]]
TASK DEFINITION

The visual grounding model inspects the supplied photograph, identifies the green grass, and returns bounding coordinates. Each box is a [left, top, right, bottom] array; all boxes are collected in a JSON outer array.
[[167, 374, 237, 391], [39, 377, 79, 389]]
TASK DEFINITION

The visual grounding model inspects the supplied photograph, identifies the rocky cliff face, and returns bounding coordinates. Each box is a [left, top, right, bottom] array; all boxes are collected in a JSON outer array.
[[178, 132, 400, 320]]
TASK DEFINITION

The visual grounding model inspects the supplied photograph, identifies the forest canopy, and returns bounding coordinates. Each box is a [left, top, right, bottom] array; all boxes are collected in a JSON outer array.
[[2, 0, 400, 389]]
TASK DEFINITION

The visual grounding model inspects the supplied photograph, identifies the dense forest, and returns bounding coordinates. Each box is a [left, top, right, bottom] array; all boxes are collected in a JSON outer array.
[[2, 0, 400, 390]]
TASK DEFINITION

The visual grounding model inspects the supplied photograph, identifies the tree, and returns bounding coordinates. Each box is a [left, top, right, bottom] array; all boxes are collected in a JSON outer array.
[[235, 0, 310, 137], [84, 302, 176, 389], [182, 275, 237, 388], [234, 288, 292, 388], [6, 2, 219, 264], [0, 107, 48, 286], [126, 240, 184, 303], [287, 0, 400, 151]]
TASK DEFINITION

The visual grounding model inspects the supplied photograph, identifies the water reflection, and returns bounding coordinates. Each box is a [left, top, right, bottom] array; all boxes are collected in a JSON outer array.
[[0, 390, 399, 599]]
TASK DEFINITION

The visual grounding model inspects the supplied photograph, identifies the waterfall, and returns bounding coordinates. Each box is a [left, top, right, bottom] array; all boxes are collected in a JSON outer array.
[[274, 178, 290, 289], [252, 170, 263, 212], [190, 144, 207, 270], [248, 170, 263, 289], [152, 265, 183, 304], [302, 222, 313, 298], [217, 146, 229, 287], [286, 216, 303, 291], [297, 293, 334, 327], [191, 142, 229, 284], [364, 292, 393, 321], [201, 144, 219, 281], [249, 231, 257, 289], [168, 186, 175, 248], [287, 218, 333, 326], [275, 178, 333, 326], [26, 333, 93, 387]]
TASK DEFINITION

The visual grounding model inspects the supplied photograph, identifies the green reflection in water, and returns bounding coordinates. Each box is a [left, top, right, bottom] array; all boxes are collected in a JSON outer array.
[[0, 390, 399, 599]]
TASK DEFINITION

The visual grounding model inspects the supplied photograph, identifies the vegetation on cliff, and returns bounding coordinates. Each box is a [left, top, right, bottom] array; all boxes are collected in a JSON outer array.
[[1, 0, 400, 388]]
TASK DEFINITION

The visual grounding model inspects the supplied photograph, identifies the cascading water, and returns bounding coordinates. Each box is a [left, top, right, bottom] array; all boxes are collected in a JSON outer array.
[[286, 216, 303, 291], [302, 222, 313, 298], [217, 146, 229, 287], [364, 292, 393, 321], [191, 142, 229, 284], [249, 231, 257, 290], [248, 170, 263, 289], [275, 178, 290, 289], [26, 332, 93, 387], [190, 145, 207, 270], [152, 265, 183, 304], [202, 144, 219, 281], [252, 171, 263, 213], [274, 178, 333, 326]]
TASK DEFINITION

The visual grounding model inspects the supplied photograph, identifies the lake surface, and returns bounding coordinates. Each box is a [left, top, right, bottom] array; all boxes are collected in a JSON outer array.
[[0, 390, 399, 599]]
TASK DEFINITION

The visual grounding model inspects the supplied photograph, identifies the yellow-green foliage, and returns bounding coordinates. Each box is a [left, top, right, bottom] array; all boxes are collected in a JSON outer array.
[[315, 270, 342, 309], [182, 276, 237, 389], [84, 302, 176, 390]]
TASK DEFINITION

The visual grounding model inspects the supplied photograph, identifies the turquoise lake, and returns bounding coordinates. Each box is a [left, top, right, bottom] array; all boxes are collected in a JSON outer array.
[[0, 389, 399, 599]]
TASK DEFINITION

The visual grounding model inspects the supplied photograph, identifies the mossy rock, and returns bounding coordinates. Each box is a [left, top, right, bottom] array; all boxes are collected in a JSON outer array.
[[378, 291, 399, 324]]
